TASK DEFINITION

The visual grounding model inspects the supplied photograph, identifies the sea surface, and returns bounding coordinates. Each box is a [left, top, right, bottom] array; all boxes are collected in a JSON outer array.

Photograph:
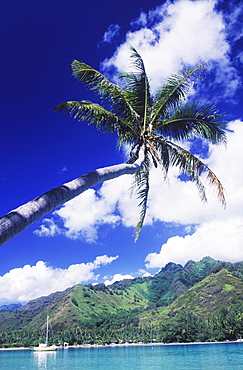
[[0, 341, 243, 370]]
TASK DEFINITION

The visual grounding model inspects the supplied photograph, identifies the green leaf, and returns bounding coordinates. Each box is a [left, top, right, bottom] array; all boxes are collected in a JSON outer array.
[[157, 102, 227, 144], [71, 60, 139, 123], [120, 47, 152, 131], [151, 65, 205, 127], [55, 101, 139, 139], [167, 140, 226, 206], [134, 161, 150, 241]]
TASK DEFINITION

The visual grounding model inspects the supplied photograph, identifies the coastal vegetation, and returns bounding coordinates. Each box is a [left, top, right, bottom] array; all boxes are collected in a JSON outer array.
[[1, 257, 243, 347]]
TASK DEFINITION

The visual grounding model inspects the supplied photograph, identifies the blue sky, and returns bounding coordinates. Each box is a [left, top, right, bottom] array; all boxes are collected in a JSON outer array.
[[0, 0, 242, 305]]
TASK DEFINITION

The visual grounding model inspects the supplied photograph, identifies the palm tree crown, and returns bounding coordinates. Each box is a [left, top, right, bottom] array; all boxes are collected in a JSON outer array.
[[55, 47, 226, 240]]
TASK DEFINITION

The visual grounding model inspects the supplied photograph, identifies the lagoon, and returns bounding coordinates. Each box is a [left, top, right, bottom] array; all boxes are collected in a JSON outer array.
[[1, 342, 243, 370]]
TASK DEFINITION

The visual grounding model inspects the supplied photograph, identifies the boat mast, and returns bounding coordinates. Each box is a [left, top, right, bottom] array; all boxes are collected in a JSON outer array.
[[45, 315, 49, 346]]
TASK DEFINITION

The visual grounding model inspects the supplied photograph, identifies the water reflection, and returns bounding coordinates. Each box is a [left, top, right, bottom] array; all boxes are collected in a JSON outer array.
[[33, 350, 57, 369]]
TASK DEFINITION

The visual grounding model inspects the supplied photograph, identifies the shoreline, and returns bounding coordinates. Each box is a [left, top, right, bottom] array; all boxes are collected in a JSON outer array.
[[1, 339, 243, 351]]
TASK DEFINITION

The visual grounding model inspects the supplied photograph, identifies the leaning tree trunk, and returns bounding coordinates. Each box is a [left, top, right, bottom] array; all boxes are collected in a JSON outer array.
[[0, 163, 139, 246]]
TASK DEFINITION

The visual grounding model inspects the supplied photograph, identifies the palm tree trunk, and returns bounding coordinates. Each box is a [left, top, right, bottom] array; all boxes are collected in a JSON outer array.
[[0, 163, 139, 246]]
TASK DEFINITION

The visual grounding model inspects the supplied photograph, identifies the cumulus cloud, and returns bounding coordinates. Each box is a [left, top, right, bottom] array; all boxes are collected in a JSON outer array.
[[101, 0, 241, 99], [104, 273, 134, 286], [145, 120, 243, 225], [130, 11, 147, 28], [0, 255, 118, 304], [138, 269, 153, 278], [103, 268, 152, 286], [145, 120, 243, 268], [34, 174, 136, 243], [34, 218, 62, 238], [145, 218, 243, 268]]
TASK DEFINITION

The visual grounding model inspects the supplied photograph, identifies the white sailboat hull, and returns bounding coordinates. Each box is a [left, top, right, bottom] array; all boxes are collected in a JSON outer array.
[[33, 344, 57, 351]]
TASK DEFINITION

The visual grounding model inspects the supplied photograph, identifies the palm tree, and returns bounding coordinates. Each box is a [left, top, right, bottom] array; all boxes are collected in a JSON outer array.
[[0, 48, 226, 246], [55, 47, 226, 238]]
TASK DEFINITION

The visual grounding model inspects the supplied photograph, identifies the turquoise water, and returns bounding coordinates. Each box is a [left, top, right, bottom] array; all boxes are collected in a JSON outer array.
[[0, 342, 243, 370]]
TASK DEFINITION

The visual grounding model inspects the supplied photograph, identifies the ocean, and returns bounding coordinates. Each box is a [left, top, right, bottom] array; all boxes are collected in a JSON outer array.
[[0, 341, 243, 369]]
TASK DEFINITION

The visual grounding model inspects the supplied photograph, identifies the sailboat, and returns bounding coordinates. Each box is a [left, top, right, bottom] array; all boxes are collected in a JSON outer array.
[[33, 315, 57, 351]]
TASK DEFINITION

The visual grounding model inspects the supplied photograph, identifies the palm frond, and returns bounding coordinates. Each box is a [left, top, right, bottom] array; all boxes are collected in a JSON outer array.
[[133, 152, 150, 241], [154, 137, 171, 178], [167, 140, 226, 206], [71, 60, 139, 122], [145, 137, 162, 169], [126, 141, 143, 164], [151, 65, 205, 127], [129, 46, 147, 74], [156, 102, 227, 144], [120, 47, 152, 130], [55, 101, 138, 137]]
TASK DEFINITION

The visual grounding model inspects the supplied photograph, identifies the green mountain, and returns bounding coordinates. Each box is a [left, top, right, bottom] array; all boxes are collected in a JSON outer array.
[[139, 268, 243, 323], [1, 257, 243, 346], [137, 268, 243, 343], [148, 256, 218, 306], [0, 278, 151, 332], [169, 268, 243, 318], [24, 280, 151, 332], [0, 291, 62, 331]]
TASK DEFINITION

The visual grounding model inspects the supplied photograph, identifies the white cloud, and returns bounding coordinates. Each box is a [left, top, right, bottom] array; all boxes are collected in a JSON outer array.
[[145, 120, 243, 226], [138, 269, 153, 278], [130, 11, 147, 28], [103, 268, 152, 286], [104, 273, 134, 286], [145, 120, 243, 268], [34, 218, 62, 237], [35, 186, 122, 243], [101, 0, 240, 98], [101, 24, 121, 43], [0, 255, 118, 305], [34, 172, 139, 242], [145, 218, 243, 268]]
